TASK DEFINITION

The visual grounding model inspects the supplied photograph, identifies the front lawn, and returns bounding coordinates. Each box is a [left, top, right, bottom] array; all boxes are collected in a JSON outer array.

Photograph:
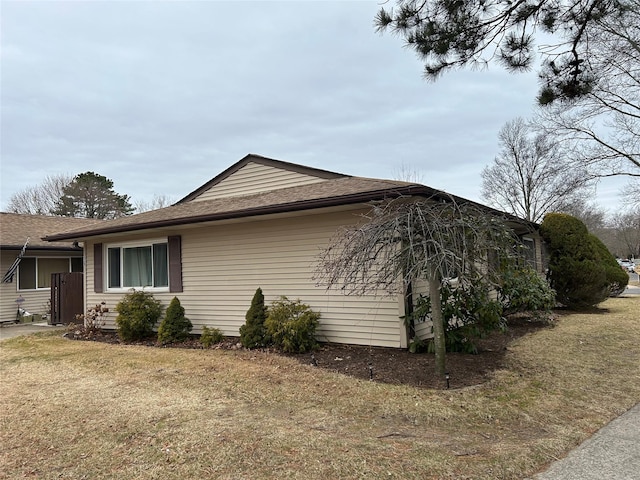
[[1, 296, 639, 479]]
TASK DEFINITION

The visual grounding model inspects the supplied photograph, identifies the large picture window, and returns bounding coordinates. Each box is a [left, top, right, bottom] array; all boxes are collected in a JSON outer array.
[[18, 257, 82, 290], [107, 241, 169, 289]]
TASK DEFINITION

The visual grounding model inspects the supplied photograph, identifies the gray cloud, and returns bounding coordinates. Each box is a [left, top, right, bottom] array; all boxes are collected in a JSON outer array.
[[0, 1, 624, 212]]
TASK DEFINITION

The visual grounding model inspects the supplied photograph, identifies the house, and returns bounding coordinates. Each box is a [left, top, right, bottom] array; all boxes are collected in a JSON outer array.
[[43, 154, 542, 348], [0, 213, 102, 323]]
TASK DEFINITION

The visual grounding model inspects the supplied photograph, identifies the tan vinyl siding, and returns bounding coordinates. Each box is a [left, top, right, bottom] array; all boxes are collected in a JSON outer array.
[[85, 209, 405, 348], [193, 162, 327, 201], [410, 278, 433, 341], [0, 250, 82, 323]]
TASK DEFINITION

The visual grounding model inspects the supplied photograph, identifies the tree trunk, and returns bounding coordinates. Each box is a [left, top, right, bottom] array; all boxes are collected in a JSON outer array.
[[429, 271, 446, 377]]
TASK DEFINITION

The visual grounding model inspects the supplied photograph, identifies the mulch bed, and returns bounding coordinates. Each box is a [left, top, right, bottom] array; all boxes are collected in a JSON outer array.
[[65, 315, 552, 390]]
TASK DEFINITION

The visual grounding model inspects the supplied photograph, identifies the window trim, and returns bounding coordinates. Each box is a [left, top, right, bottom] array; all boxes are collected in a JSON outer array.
[[17, 256, 80, 291], [103, 238, 171, 293]]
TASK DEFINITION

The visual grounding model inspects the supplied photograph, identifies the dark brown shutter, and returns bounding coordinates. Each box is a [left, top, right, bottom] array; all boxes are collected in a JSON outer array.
[[94, 243, 103, 293], [168, 235, 183, 292]]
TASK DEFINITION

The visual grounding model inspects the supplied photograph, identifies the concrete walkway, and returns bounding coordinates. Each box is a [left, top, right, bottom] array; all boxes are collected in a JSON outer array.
[[0, 322, 66, 341], [532, 402, 640, 479]]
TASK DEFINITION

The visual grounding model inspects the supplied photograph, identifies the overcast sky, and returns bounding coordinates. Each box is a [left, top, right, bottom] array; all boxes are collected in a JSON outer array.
[[0, 0, 628, 214]]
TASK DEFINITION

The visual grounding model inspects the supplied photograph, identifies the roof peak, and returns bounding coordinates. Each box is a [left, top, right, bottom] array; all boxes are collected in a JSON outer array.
[[177, 154, 349, 204]]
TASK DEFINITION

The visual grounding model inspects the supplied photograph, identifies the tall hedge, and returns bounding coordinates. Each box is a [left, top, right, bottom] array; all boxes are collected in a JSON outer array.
[[540, 213, 626, 309]]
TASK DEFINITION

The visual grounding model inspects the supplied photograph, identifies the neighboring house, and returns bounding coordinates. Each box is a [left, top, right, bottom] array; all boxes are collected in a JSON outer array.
[[44, 154, 542, 348], [0, 213, 102, 323]]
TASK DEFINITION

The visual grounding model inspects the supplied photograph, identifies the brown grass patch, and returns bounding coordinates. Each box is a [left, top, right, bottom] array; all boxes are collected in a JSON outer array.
[[1, 296, 639, 479]]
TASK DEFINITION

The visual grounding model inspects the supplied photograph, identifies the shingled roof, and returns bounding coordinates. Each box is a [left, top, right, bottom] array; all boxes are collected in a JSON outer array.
[[0, 213, 103, 250], [42, 155, 536, 243], [44, 176, 436, 241]]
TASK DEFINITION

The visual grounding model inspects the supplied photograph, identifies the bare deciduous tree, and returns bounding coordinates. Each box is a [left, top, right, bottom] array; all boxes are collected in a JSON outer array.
[[134, 194, 174, 213], [481, 118, 593, 223], [621, 181, 640, 209], [315, 197, 519, 377], [6, 174, 72, 215], [391, 163, 424, 184], [535, 2, 640, 181], [610, 208, 640, 259]]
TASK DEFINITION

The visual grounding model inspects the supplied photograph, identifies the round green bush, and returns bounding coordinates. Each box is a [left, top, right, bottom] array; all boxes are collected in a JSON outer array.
[[115, 290, 163, 342], [499, 265, 556, 314], [265, 297, 320, 353], [540, 213, 622, 309], [591, 235, 629, 297]]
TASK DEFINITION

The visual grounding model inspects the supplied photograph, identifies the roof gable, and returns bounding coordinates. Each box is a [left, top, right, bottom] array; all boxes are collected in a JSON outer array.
[[178, 154, 347, 203]]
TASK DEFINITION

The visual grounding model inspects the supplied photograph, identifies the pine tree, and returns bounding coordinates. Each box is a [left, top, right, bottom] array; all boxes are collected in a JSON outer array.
[[52, 171, 133, 219]]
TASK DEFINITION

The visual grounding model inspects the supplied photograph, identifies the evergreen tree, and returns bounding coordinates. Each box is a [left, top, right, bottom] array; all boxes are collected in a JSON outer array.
[[52, 171, 133, 219]]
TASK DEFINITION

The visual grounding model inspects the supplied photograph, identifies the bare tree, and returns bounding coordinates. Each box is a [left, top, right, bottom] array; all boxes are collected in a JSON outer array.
[[315, 197, 519, 377], [535, 2, 640, 181], [609, 208, 640, 259], [621, 181, 640, 209], [134, 194, 174, 213], [6, 174, 72, 215], [391, 163, 424, 184], [481, 118, 593, 223]]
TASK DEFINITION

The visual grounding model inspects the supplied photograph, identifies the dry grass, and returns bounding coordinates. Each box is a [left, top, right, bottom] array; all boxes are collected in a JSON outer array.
[[1, 296, 639, 480]]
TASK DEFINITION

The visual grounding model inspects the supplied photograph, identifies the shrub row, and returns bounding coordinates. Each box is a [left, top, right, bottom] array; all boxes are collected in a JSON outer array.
[[113, 288, 318, 352], [240, 288, 320, 353]]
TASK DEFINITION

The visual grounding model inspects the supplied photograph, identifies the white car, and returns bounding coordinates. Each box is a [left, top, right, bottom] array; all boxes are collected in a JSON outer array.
[[618, 260, 636, 273]]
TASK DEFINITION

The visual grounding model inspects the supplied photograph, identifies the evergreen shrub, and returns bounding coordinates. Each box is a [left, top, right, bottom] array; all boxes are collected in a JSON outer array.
[[540, 213, 623, 309], [592, 235, 629, 297], [499, 265, 556, 314], [239, 288, 269, 349], [265, 297, 320, 353], [157, 297, 193, 344], [200, 326, 224, 348], [408, 280, 505, 354], [115, 290, 162, 342]]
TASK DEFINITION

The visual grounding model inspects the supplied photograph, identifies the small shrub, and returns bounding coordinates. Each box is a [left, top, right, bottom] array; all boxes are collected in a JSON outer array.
[[157, 297, 193, 344], [408, 337, 428, 354], [200, 326, 224, 348], [239, 288, 269, 349], [115, 290, 162, 342], [76, 302, 109, 334], [407, 280, 505, 354], [265, 296, 320, 353], [499, 266, 556, 314]]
